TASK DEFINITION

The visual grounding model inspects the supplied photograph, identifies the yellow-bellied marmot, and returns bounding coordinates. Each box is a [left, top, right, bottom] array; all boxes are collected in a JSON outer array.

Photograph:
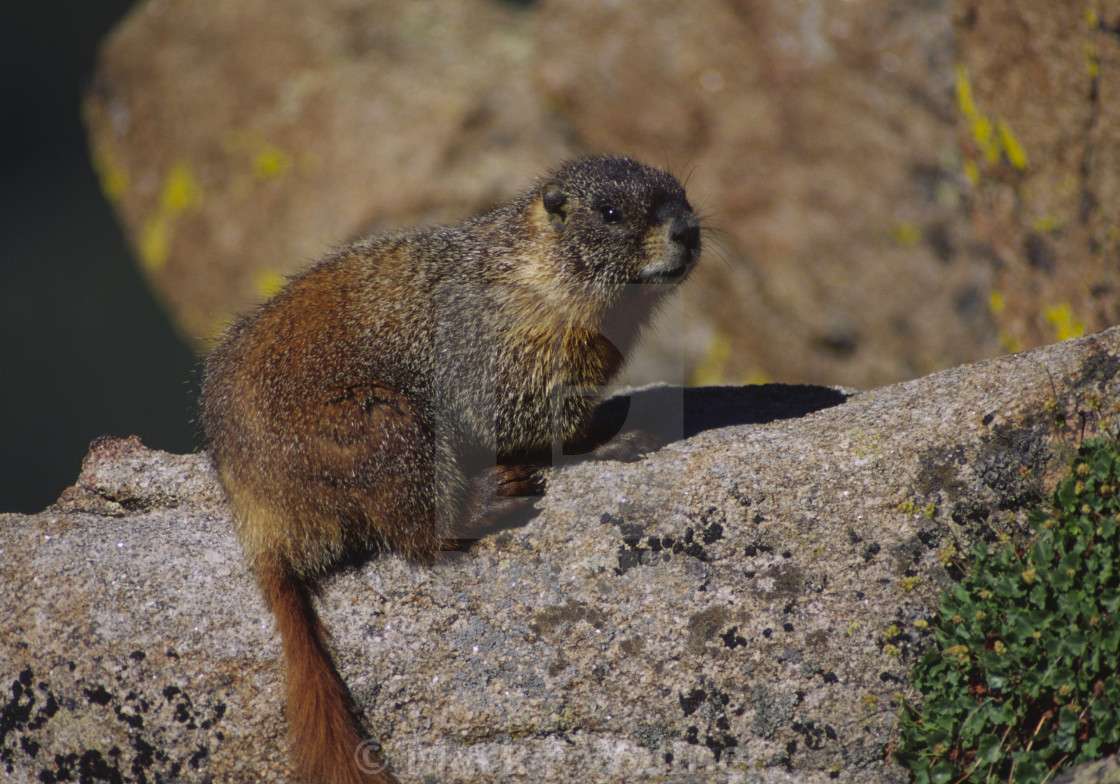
[[201, 155, 701, 783]]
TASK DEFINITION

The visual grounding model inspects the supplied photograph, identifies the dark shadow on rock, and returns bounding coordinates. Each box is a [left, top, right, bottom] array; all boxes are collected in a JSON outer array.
[[447, 384, 852, 544], [681, 384, 853, 435], [597, 384, 852, 447]]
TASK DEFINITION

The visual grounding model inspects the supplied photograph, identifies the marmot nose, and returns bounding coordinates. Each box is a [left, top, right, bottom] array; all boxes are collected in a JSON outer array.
[[669, 214, 701, 253]]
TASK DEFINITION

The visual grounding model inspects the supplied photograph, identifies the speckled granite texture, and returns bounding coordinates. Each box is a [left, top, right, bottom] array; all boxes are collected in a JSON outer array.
[[3, 328, 1118, 783]]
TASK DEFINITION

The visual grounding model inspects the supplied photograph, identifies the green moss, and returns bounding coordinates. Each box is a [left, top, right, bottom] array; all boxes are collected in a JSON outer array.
[[896, 438, 1120, 783]]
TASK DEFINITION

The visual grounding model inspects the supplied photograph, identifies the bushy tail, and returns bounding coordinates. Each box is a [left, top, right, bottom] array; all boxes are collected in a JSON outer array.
[[259, 560, 398, 784]]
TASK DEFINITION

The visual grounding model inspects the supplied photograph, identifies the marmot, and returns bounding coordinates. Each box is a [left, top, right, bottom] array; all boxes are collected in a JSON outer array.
[[200, 155, 701, 784]]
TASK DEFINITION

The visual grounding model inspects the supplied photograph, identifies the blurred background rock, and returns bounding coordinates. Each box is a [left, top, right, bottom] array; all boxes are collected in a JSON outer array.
[[6, 0, 1117, 514]]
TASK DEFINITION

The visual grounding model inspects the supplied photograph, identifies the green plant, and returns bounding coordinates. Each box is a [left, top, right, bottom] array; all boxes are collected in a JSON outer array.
[[897, 438, 1120, 784]]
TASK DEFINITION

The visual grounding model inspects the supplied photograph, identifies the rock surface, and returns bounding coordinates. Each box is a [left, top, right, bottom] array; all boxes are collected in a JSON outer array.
[[954, 0, 1120, 354], [83, 1, 1120, 386], [83, 0, 571, 353], [4, 328, 1120, 783], [1053, 753, 1120, 784], [83, 0, 1007, 390]]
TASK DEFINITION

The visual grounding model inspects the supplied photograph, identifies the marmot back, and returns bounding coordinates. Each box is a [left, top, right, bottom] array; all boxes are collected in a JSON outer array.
[[201, 155, 701, 784]]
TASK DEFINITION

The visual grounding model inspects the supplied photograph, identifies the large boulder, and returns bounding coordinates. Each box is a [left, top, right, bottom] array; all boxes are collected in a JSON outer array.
[[3, 328, 1118, 782], [93, 0, 1107, 389]]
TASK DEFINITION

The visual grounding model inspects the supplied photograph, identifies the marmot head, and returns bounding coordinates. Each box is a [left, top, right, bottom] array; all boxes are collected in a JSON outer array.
[[532, 155, 701, 306]]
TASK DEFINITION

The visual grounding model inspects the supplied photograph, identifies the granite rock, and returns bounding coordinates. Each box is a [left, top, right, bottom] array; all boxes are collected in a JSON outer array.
[[3, 328, 1120, 782]]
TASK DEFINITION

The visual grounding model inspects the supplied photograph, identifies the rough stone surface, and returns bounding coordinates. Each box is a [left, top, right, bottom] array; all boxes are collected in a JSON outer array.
[[1054, 753, 1120, 784], [4, 328, 1120, 783]]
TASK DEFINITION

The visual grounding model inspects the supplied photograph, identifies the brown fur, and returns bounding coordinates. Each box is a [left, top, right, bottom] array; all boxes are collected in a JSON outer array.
[[201, 156, 700, 782]]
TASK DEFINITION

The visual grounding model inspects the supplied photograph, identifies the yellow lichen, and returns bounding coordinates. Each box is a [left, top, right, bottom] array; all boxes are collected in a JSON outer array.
[[1031, 215, 1063, 234], [742, 368, 770, 386], [252, 142, 294, 182], [1044, 302, 1086, 342], [851, 430, 882, 457], [690, 333, 731, 386], [139, 214, 171, 271], [955, 64, 1029, 172], [160, 161, 204, 215], [138, 161, 204, 271], [962, 159, 980, 187], [988, 290, 1006, 316], [956, 64, 997, 162], [889, 222, 923, 248], [91, 144, 129, 202], [998, 330, 1024, 354], [254, 268, 288, 300], [974, 115, 1000, 164], [955, 64, 979, 122], [996, 119, 1029, 171], [1086, 41, 1100, 79], [937, 543, 957, 567], [224, 129, 305, 197]]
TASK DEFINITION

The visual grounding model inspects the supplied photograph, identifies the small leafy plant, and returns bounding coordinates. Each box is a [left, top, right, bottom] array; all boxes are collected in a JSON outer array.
[[897, 438, 1120, 783]]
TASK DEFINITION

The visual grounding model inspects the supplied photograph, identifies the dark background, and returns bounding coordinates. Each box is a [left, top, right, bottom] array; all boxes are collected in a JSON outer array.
[[2, 1, 197, 513]]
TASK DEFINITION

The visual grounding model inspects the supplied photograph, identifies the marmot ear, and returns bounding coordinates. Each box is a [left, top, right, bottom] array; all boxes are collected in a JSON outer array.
[[540, 179, 568, 226]]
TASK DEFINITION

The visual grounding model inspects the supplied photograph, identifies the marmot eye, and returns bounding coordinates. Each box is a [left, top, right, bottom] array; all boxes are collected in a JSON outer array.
[[598, 205, 623, 225]]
